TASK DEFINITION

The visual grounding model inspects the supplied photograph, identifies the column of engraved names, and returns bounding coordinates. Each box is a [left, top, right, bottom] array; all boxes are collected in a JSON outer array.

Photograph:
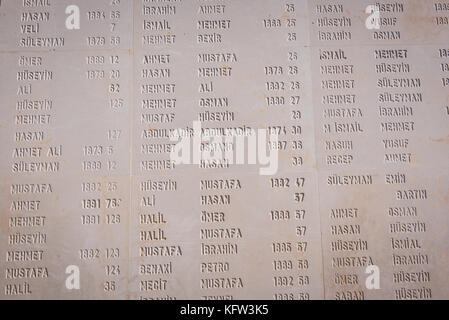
[[195, 0, 323, 299], [381, 1, 449, 299], [130, 0, 191, 300], [0, 0, 133, 299], [310, 1, 379, 300], [365, 0, 449, 300], [375, 47, 432, 300], [196, 0, 247, 300], [0, 0, 59, 298], [310, 0, 449, 299]]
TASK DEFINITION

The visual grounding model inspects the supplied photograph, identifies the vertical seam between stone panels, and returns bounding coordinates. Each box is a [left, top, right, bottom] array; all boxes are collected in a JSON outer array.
[[127, 0, 136, 301], [305, 0, 327, 300]]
